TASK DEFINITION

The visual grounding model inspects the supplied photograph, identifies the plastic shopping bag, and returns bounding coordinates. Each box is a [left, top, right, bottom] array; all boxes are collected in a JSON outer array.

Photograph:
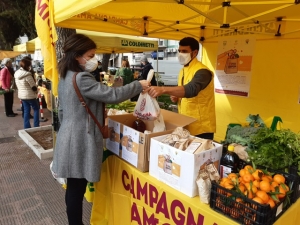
[[50, 161, 67, 186], [133, 69, 161, 120]]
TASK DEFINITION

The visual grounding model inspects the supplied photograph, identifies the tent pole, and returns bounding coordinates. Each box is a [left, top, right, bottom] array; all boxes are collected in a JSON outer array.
[[156, 47, 158, 86]]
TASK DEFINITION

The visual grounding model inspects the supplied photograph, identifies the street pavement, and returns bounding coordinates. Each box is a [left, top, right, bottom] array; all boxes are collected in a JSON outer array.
[[0, 91, 92, 225]]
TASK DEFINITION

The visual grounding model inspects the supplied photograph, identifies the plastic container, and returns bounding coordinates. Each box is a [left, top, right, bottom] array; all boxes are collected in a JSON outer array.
[[132, 118, 146, 133], [220, 145, 240, 178], [210, 181, 287, 225]]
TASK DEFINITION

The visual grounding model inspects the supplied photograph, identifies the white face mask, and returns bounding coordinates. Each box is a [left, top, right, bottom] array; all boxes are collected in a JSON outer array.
[[177, 52, 192, 65], [82, 56, 98, 72]]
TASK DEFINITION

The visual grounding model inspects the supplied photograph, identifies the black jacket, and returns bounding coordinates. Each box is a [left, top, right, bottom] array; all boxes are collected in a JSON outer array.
[[141, 62, 157, 86]]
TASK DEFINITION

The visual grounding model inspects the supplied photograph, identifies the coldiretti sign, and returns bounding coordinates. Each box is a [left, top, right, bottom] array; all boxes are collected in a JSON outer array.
[[121, 39, 155, 48]]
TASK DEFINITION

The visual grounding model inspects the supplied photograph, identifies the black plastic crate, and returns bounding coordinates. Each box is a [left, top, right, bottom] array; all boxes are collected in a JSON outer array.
[[210, 181, 287, 225], [288, 165, 300, 200]]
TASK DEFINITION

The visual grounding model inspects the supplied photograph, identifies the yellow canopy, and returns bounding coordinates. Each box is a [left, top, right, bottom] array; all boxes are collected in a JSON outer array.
[[13, 38, 38, 53], [77, 30, 158, 53], [0, 50, 24, 60], [53, 0, 300, 41]]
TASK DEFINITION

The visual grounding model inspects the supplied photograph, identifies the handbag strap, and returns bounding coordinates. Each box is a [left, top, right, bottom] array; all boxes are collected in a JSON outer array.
[[72, 72, 106, 136]]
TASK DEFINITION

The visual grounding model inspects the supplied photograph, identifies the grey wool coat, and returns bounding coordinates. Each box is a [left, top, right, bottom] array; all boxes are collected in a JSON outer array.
[[52, 71, 143, 182]]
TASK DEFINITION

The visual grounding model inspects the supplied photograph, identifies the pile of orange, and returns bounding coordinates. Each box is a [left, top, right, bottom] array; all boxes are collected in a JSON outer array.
[[219, 165, 290, 208]]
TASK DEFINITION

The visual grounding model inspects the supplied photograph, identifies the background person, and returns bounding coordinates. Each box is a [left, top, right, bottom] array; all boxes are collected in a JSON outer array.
[[0, 58, 18, 117], [140, 55, 157, 86], [90, 60, 102, 82], [147, 37, 216, 140], [52, 34, 150, 225], [115, 59, 134, 85], [14, 58, 39, 129]]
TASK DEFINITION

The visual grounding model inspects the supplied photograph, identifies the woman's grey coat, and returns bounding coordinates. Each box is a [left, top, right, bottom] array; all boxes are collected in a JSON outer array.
[[52, 71, 143, 182]]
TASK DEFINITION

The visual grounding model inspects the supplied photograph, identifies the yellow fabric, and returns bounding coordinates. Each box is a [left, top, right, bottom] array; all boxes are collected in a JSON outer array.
[[52, 1, 300, 41], [202, 35, 300, 142], [177, 58, 216, 135], [90, 155, 300, 225], [35, 0, 58, 96], [13, 38, 37, 53], [0, 51, 24, 60]]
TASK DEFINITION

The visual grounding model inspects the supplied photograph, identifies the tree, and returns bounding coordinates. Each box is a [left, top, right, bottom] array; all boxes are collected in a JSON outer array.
[[0, 0, 36, 50]]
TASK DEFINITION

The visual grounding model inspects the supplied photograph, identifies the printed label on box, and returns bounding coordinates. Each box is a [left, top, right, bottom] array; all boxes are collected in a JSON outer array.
[[121, 125, 140, 167], [157, 143, 182, 189], [106, 119, 121, 155], [185, 142, 202, 154]]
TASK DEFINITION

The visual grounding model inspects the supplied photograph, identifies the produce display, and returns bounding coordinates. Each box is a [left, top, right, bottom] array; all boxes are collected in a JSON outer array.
[[210, 164, 293, 225], [106, 100, 136, 112]]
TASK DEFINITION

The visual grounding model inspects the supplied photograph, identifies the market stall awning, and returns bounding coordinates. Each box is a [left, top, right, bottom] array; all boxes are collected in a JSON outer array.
[[13, 38, 38, 53], [0, 50, 24, 60], [77, 30, 158, 53], [52, 0, 300, 41]]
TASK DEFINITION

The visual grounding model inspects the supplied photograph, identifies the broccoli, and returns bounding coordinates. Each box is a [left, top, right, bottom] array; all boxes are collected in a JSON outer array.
[[224, 126, 261, 146]]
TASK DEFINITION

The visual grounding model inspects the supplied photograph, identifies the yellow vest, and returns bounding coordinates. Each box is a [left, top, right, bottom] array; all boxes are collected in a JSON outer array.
[[178, 58, 216, 135]]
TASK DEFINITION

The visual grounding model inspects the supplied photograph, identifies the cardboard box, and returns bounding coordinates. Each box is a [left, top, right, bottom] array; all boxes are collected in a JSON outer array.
[[149, 134, 223, 197], [106, 109, 196, 172]]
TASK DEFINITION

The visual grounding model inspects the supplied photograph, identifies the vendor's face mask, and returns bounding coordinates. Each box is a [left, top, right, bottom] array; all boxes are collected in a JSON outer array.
[[177, 52, 191, 65], [82, 56, 98, 72]]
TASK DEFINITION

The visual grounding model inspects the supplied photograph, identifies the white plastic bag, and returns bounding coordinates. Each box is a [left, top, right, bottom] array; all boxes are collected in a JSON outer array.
[[133, 69, 161, 120], [50, 161, 67, 185]]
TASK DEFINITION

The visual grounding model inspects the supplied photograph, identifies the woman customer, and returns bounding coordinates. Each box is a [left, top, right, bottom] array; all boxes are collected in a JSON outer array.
[[115, 59, 134, 85], [14, 58, 40, 129], [0, 58, 18, 117], [51, 34, 150, 225]]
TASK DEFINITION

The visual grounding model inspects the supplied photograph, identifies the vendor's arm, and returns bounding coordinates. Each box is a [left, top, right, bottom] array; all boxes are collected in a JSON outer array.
[[148, 69, 212, 98]]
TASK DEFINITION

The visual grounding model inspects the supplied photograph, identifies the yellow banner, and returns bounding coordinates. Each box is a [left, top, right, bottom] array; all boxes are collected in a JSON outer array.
[[35, 0, 58, 96], [91, 156, 239, 225]]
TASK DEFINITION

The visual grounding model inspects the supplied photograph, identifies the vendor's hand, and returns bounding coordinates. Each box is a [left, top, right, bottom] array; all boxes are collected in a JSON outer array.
[[5, 89, 9, 92], [139, 80, 151, 91], [148, 86, 165, 98], [170, 95, 178, 103]]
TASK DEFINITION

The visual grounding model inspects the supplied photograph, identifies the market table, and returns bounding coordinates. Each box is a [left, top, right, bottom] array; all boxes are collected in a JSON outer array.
[[89, 154, 300, 225]]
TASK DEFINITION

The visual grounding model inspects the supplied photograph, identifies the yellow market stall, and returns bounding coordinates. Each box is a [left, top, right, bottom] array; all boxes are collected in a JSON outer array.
[[35, 1, 300, 224], [0, 50, 24, 60], [13, 38, 38, 53], [38, 0, 300, 140]]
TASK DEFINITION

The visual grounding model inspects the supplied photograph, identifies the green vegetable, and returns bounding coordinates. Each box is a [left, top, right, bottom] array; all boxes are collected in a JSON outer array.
[[106, 100, 136, 112], [223, 126, 261, 146], [247, 127, 300, 171]]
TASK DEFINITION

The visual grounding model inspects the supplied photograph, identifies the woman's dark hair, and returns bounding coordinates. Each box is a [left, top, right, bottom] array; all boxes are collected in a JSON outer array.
[[19, 58, 32, 71], [179, 37, 199, 51], [58, 34, 97, 78]]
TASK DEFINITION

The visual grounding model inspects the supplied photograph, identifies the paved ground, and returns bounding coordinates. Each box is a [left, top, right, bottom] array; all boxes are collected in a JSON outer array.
[[0, 91, 92, 225]]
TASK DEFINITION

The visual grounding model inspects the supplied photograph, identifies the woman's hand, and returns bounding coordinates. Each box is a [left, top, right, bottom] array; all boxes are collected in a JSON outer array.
[[139, 80, 151, 90]]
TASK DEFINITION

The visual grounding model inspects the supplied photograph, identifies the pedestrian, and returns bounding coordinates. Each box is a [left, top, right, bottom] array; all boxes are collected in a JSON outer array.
[[0, 58, 18, 117], [115, 59, 134, 85], [140, 55, 157, 86], [51, 33, 150, 225], [147, 37, 216, 140], [14, 58, 40, 129]]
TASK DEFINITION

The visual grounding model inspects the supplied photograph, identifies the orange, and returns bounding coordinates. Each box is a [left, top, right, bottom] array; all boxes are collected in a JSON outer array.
[[271, 181, 279, 187], [273, 174, 285, 184], [252, 169, 263, 180], [244, 165, 254, 173], [243, 174, 255, 183], [256, 190, 269, 203], [228, 173, 238, 179], [261, 175, 272, 182], [238, 184, 246, 193], [240, 169, 251, 177], [278, 183, 289, 199], [253, 180, 260, 188], [252, 197, 264, 204], [244, 190, 254, 199], [244, 182, 258, 193], [266, 198, 276, 208], [259, 180, 271, 192], [224, 184, 234, 190]]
